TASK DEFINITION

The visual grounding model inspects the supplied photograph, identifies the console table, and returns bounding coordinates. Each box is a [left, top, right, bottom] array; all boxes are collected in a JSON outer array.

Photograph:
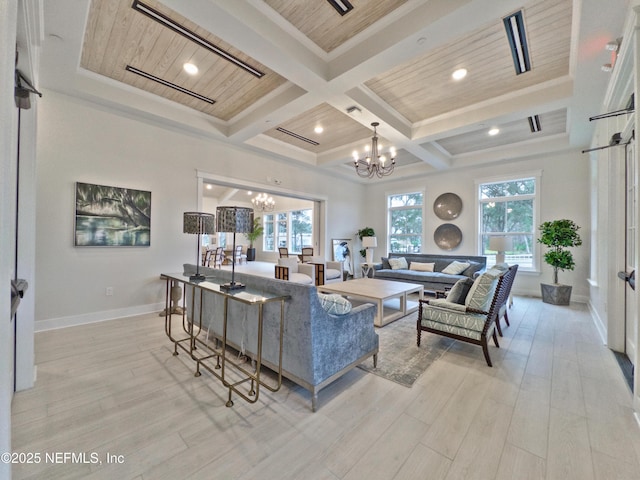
[[161, 273, 288, 407]]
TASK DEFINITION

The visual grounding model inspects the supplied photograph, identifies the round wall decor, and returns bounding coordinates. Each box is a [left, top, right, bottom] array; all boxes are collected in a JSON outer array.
[[434, 223, 462, 250], [433, 192, 462, 220]]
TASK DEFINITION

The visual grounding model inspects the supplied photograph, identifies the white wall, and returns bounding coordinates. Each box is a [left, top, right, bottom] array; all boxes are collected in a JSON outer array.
[[1, 0, 18, 474], [35, 91, 365, 328], [361, 151, 591, 300]]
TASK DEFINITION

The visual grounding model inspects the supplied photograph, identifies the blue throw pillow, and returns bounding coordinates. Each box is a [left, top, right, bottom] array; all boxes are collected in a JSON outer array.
[[446, 278, 475, 304]]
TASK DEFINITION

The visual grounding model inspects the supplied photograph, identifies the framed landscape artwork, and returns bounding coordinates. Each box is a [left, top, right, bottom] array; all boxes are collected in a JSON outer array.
[[74, 182, 151, 247], [332, 238, 354, 277]]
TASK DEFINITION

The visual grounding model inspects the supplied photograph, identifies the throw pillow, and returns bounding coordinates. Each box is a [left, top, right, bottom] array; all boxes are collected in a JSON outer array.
[[446, 277, 475, 304], [409, 261, 435, 272], [388, 257, 408, 270], [465, 271, 500, 311], [441, 260, 470, 275], [317, 293, 352, 315], [462, 261, 484, 278], [381, 257, 391, 269]]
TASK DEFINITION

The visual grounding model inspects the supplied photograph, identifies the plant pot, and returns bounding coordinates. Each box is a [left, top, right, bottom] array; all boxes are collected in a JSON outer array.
[[246, 247, 256, 261], [540, 283, 572, 305]]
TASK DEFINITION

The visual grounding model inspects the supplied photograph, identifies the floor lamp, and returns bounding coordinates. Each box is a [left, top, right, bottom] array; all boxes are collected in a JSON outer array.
[[183, 212, 216, 282], [217, 206, 253, 291]]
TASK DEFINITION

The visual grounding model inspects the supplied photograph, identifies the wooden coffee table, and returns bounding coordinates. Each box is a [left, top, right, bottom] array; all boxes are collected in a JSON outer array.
[[319, 278, 423, 327]]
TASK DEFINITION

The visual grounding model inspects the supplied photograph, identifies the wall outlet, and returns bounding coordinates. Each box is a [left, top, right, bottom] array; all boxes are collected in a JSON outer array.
[[105, 287, 113, 296]]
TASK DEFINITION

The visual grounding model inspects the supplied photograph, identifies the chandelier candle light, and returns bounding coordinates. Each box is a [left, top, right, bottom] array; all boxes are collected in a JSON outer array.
[[353, 122, 396, 179], [183, 212, 216, 282], [216, 206, 254, 291], [251, 193, 275, 212]]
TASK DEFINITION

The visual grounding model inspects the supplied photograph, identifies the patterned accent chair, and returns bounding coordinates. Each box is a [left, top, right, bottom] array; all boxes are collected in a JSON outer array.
[[417, 265, 515, 367], [492, 264, 518, 336]]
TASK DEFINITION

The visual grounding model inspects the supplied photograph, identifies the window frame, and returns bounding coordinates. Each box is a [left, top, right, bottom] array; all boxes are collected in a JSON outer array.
[[386, 190, 425, 254], [475, 170, 542, 272], [262, 208, 313, 254]]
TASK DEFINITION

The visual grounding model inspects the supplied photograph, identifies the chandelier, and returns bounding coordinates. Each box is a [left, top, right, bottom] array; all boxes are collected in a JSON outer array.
[[353, 122, 396, 179], [251, 193, 275, 211]]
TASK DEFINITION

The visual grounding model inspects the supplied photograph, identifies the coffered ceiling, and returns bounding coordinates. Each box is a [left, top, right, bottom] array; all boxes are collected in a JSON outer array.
[[39, 0, 629, 183]]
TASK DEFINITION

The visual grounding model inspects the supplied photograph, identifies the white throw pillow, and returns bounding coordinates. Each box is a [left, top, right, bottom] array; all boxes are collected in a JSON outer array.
[[317, 293, 352, 315], [409, 261, 435, 272], [441, 260, 470, 275], [388, 257, 408, 270]]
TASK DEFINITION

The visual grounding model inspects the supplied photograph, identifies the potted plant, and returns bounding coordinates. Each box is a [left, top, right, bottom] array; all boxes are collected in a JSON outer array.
[[245, 217, 264, 262], [356, 227, 376, 263], [538, 219, 582, 305]]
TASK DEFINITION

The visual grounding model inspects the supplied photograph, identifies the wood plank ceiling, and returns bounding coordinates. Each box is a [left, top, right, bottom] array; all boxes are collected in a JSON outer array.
[[81, 0, 287, 121], [74, 0, 588, 179]]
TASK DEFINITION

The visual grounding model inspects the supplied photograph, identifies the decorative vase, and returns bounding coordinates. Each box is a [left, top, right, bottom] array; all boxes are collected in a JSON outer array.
[[246, 247, 256, 261], [540, 283, 572, 305]]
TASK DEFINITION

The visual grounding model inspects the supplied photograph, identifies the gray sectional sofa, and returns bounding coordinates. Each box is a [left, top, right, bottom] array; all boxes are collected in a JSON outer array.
[[374, 253, 487, 292], [182, 264, 378, 411]]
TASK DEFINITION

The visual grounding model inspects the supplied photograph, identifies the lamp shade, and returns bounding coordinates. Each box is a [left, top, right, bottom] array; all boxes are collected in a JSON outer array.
[[216, 206, 253, 233], [362, 236, 377, 248], [489, 236, 511, 252], [183, 212, 215, 235]]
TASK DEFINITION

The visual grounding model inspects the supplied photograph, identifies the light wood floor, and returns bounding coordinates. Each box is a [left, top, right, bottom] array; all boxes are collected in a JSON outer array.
[[11, 296, 640, 480]]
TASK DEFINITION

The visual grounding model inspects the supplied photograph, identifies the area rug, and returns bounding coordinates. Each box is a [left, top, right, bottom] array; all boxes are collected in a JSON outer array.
[[358, 311, 455, 387]]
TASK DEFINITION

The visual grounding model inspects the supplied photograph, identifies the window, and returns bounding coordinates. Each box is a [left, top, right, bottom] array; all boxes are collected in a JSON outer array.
[[263, 209, 313, 253], [388, 192, 423, 253], [289, 209, 312, 253], [478, 174, 539, 270], [263, 214, 275, 251], [276, 213, 287, 249]]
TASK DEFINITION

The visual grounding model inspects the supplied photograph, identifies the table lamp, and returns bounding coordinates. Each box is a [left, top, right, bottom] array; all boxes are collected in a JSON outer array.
[[183, 212, 216, 282], [217, 206, 253, 291], [362, 236, 377, 264], [489, 236, 512, 264]]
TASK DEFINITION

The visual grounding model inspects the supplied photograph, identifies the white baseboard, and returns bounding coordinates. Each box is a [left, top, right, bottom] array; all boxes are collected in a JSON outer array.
[[588, 300, 607, 344], [510, 288, 588, 304], [34, 302, 165, 332]]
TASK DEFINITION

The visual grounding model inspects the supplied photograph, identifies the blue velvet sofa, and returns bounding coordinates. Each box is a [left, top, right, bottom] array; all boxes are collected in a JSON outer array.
[[374, 253, 487, 292], [183, 264, 378, 411]]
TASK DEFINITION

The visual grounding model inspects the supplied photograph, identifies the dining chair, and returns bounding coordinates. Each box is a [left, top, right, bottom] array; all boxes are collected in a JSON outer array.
[[203, 249, 214, 267], [234, 245, 247, 264], [300, 247, 314, 263], [279, 247, 289, 258], [213, 247, 224, 268]]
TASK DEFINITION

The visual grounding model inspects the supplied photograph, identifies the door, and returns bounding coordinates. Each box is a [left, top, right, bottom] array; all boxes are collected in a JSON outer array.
[[625, 140, 637, 367]]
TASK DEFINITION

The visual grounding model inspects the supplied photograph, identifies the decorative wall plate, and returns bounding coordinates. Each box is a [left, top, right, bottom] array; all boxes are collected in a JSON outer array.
[[433, 192, 462, 220], [434, 223, 462, 250]]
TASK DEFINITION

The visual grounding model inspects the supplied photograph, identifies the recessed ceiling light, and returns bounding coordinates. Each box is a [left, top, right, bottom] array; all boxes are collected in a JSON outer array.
[[314, 126, 324, 134], [183, 62, 198, 75], [206, 184, 212, 190], [488, 127, 500, 136], [452, 68, 467, 80], [247, 191, 252, 195]]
